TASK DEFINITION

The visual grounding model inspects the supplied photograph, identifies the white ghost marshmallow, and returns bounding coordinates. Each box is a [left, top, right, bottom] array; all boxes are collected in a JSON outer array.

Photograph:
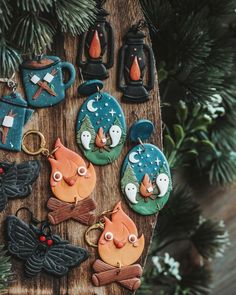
[[125, 183, 138, 204], [156, 173, 169, 197], [81, 131, 92, 150], [109, 125, 122, 147]]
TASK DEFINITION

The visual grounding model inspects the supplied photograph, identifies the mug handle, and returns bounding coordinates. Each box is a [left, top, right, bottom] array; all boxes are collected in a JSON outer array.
[[61, 62, 76, 90]]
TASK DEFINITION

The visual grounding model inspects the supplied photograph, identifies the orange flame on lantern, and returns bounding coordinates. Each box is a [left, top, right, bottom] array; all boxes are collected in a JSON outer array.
[[130, 56, 141, 81], [89, 30, 102, 59], [48, 138, 96, 203], [98, 201, 145, 267], [139, 174, 154, 198]]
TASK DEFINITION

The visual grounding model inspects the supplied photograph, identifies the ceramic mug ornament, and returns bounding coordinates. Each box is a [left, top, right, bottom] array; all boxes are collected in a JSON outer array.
[[0, 77, 33, 151], [76, 80, 126, 165], [20, 55, 76, 108], [6, 208, 89, 277], [85, 201, 144, 291], [22, 131, 97, 225], [120, 120, 172, 215], [0, 160, 40, 212]]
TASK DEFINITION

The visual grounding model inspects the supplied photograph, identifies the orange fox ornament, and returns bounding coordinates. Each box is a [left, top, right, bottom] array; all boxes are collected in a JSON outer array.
[[48, 138, 96, 203]]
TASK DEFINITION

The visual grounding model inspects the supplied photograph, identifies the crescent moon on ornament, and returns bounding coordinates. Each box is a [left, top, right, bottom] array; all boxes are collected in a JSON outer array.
[[87, 100, 98, 112], [129, 152, 139, 164]]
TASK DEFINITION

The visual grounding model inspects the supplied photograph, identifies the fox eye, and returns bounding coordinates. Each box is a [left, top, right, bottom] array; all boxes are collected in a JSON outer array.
[[53, 171, 62, 182], [104, 232, 113, 241], [128, 234, 137, 244], [77, 166, 87, 176]]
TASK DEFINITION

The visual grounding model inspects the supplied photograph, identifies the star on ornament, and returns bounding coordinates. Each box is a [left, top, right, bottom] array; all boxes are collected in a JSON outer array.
[[95, 95, 100, 101], [109, 109, 116, 117], [137, 147, 143, 154], [155, 158, 161, 165]]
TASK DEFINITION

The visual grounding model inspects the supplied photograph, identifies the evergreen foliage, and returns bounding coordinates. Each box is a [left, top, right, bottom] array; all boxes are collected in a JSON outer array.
[[0, 246, 12, 293], [0, 0, 97, 76]]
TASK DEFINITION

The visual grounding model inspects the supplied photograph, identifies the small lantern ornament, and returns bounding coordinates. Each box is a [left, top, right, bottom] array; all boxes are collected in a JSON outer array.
[[117, 20, 155, 103], [77, 0, 114, 80]]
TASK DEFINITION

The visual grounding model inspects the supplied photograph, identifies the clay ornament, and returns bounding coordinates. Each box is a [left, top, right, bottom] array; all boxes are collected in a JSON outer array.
[[77, 80, 126, 165], [77, 1, 114, 80], [0, 92, 33, 151], [86, 201, 144, 291], [21, 131, 97, 225], [117, 20, 155, 103], [0, 160, 40, 212], [120, 120, 172, 215], [6, 212, 88, 277], [20, 55, 76, 108]]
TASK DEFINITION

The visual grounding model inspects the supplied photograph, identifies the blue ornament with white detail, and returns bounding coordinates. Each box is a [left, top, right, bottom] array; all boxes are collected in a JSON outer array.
[[76, 80, 126, 165], [121, 120, 172, 215], [20, 55, 76, 108]]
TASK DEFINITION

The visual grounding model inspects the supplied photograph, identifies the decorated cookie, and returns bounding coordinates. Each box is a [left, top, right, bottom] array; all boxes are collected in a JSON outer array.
[[20, 55, 76, 108], [0, 92, 33, 151], [120, 120, 172, 215], [76, 80, 126, 165]]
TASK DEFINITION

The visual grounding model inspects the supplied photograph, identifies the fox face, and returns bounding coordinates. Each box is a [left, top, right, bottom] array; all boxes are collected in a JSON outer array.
[[98, 202, 145, 267], [49, 138, 96, 203]]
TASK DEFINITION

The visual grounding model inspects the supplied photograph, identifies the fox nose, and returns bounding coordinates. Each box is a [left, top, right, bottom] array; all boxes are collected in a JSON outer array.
[[63, 176, 77, 186], [113, 239, 125, 249]]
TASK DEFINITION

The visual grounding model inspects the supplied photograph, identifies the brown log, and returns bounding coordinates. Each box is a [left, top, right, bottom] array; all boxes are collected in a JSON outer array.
[[47, 197, 96, 225], [92, 259, 142, 290]]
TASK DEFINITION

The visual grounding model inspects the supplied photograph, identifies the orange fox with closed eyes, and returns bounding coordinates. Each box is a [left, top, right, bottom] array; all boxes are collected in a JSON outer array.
[[48, 138, 96, 203]]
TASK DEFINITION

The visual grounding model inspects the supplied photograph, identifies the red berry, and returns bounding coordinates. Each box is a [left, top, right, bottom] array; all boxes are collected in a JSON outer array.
[[0, 168, 4, 174], [47, 239, 53, 246], [39, 235, 46, 242]]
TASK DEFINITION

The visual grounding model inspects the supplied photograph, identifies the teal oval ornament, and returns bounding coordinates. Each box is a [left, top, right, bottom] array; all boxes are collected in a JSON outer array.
[[121, 143, 172, 215], [76, 91, 126, 165]]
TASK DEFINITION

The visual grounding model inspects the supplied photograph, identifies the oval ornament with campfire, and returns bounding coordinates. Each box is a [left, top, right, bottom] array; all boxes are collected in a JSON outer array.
[[121, 143, 172, 215], [76, 81, 126, 165]]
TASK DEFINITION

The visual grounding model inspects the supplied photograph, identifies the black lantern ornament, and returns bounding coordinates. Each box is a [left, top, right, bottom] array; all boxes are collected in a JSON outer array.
[[77, 0, 114, 80], [117, 21, 155, 103]]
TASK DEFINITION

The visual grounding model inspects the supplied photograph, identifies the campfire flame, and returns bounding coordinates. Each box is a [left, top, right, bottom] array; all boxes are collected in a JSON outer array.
[[95, 127, 107, 148], [49, 138, 96, 203], [89, 30, 102, 59], [139, 173, 154, 199], [98, 201, 145, 267]]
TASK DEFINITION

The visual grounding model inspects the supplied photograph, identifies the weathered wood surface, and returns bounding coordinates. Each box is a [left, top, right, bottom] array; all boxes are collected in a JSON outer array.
[[0, 1, 161, 294]]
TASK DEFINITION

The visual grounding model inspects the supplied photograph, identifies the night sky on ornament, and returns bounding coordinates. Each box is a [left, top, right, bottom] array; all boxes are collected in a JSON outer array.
[[77, 92, 125, 134], [121, 144, 170, 183]]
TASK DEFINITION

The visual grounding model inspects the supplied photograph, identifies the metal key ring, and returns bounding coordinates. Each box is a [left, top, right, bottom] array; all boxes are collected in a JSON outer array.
[[22, 130, 48, 156]]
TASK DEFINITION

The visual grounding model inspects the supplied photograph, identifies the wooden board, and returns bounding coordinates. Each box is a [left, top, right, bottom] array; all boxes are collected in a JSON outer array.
[[0, 1, 161, 294]]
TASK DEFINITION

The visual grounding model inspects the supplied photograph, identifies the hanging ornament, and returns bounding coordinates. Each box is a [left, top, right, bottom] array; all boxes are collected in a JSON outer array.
[[117, 20, 155, 103], [0, 75, 34, 151], [77, 1, 114, 80], [20, 55, 76, 108], [6, 208, 89, 277], [0, 160, 40, 212], [85, 201, 144, 291], [120, 119, 172, 215], [22, 131, 97, 225], [76, 80, 126, 165]]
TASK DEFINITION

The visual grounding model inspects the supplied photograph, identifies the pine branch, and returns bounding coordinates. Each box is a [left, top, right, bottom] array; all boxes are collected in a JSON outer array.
[[0, 37, 22, 77], [0, 0, 12, 34], [16, 0, 53, 12], [191, 219, 230, 259], [0, 246, 12, 293], [12, 13, 55, 55], [54, 0, 97, 36]]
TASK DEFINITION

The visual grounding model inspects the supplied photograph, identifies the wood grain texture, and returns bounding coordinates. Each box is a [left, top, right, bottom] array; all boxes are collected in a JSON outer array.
[[0, 1, 161, 294]]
